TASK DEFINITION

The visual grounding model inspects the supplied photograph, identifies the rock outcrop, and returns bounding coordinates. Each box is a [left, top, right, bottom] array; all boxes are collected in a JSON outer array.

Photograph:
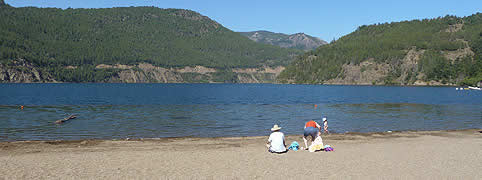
[[107, 64, 183, 83], [323, 60, 391, 85], [0, 59, 56, 83], [0, 59, 284, 83], [288, 33, 326, 50], [98, 63, 283, 83], [322, 46, 471, 86], [240, 31, 327, 51]]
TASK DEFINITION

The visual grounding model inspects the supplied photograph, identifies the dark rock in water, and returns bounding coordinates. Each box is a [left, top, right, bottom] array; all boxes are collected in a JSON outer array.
[[55, 115, 77, 124]]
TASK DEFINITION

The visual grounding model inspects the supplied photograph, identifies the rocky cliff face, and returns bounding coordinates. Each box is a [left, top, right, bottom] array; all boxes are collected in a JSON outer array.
[[96, 63, 284, 83], [240, 31, 327, 51], [0, 59, 56, 83], [0, 61, 285, 83], [322, 46, 474, 86]]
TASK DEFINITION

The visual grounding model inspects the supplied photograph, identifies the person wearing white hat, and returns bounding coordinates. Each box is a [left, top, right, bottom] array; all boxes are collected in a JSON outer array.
[[266, 124, 287, 153], [323, 117, 329, 134]]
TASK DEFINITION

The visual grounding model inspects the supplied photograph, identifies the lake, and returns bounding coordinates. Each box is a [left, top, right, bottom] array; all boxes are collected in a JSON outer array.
[[0, 83, 480, 141]]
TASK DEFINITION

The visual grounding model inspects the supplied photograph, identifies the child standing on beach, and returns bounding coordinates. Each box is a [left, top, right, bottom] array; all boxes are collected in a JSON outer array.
[[323, 117, 329, 134]]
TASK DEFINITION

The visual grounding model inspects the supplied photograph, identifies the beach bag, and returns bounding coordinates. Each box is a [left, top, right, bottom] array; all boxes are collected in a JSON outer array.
[[288, 141, 299, 151], [309, 136, 324, 152], [309, 144, 324, 152]]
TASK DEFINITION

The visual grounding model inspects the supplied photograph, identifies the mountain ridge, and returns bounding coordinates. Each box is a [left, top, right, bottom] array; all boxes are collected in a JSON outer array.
[[239, 30, 327, 51]]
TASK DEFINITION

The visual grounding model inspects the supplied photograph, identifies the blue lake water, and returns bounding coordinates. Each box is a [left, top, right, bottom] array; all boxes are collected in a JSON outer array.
[[0, 83, 481, 141]]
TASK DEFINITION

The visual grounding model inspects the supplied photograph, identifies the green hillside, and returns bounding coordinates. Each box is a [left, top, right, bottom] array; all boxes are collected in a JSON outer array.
[[0, 3, 300, 82], [279, 13, 482, 86]]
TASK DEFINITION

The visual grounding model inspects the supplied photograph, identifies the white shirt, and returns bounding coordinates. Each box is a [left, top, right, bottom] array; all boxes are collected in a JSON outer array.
[[313, 135, 323, 145], [268, 131, 286, 152]]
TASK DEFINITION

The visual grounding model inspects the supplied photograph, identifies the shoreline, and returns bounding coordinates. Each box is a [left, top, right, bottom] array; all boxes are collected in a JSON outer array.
[[1, 129, 481, 179], [1, 82, 472, 87], [1, 128, 480, 143]]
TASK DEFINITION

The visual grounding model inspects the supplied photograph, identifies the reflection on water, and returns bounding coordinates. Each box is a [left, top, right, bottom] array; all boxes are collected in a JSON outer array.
[[0, 84, 481, 141]]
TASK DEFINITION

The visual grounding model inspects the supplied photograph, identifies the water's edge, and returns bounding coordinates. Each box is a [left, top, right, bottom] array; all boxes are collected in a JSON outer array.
[[1, 128, 480, 143]]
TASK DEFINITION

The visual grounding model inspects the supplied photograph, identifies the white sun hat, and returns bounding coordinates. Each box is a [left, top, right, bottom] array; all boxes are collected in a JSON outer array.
[[271, 124, 281, 131]]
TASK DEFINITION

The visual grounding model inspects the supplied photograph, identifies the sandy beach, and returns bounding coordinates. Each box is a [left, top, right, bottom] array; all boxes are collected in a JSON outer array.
[[1, 129, 481, 179]]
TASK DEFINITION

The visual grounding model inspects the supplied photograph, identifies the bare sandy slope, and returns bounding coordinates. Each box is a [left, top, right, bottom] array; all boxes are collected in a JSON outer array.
[[1, 129, 481, 179]]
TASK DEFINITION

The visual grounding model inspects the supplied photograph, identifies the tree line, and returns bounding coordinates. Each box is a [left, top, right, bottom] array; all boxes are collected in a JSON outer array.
[[0, 4, 300, 82]]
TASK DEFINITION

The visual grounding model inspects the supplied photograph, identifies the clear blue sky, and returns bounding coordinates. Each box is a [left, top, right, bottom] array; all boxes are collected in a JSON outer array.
[[6, 0, 481, 41]]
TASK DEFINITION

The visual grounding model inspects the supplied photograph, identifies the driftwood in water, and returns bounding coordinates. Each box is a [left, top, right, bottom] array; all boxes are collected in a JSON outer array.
[[55, 115, 77, 124]]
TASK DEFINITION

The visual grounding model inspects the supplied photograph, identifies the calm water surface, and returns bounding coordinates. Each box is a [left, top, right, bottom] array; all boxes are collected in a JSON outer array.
[[0, 83, 480, 141]]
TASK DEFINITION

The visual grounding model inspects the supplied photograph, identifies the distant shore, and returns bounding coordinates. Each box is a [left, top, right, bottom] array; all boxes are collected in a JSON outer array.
[[1, 129, 481, 179], [1, 82, 472, 87]]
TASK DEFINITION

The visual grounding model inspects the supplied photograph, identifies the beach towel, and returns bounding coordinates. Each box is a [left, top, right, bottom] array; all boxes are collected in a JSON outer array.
[[324, 145, 334, 152], [308, 136, 324, 152], [309, 144, 324, 152], [288, 141, 299, 151]]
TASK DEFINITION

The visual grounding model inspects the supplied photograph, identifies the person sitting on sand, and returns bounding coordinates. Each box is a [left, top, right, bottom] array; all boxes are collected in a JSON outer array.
[[266, 124, 287, 153], [303, 120, 321, 149]]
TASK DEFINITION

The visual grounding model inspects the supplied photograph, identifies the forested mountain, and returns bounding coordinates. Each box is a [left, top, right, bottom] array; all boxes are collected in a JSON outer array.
[[278, 13, 482, 86], [239, 31, 327, 51], [0, 2, 300, 82]]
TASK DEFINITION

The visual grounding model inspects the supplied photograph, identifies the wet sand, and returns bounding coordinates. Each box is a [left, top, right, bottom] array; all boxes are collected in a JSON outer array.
[[1, 129, 481, 179]]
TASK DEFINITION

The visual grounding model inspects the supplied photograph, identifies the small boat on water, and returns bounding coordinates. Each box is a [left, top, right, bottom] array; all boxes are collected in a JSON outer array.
[[468, 86, 481, 90], [456, 86, 481, 90]]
